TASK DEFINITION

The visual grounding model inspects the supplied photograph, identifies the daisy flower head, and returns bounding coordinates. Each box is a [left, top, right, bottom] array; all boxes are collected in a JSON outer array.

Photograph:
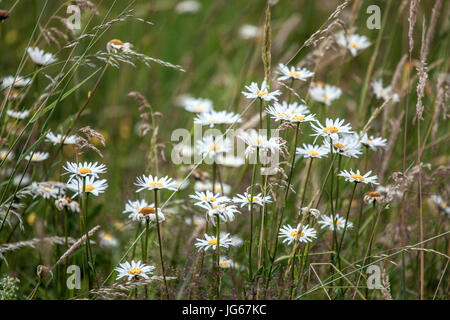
[[7, 109, 30, 120], [45, 132, 78, 146], [371, 79, 399, 103], [337, 32, 371, 56], [194, 233, 233, 252], [63, 161, 107, 183], [323, 133, 362, 158], [232, 192, 271, 209], [296, 143, 329, 159], [123, 199, 165, 224], [360, 133, 387, 151], [311, 118, 353, 142], [431, 195, 450, 216], [309, 82, 342, 106], [277, 63, 314, 82], [266, 101, 315, 124], [242, 80, 281, 102], [205, 203, 240, 225], [99, 232, 119, 248], [27, 47, 57, 66], [175, 0, 201, 14], [194, 110, 241, 128], [195, 135, 231, 161], [227, 233, 244, 247], [1, 76, 31, 90], [106, 39, 132, 53], [0, 149, 13, 162], [135, 175, 177, 192], [31, 182, 61, 200], [338, 169, 378, 185], [183, 97, 213, 114], [54, 197, 80, 213], [318, 214, 353, 231], [115, 260, 155, 281], [279, 223, 317, 245], [219, 257, 235, 269], [300, 207, 321, 219], [364, 191, 385, 205], [239, 24, 262, 40], [25, 151, 49, 162], [189, 191, 229, 208], [238, 129, 285, 159], [66, 176, 108, 198]]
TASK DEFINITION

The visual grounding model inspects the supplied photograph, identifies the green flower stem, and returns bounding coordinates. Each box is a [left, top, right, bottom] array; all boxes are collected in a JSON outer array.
[[154, 189, 169, 299]]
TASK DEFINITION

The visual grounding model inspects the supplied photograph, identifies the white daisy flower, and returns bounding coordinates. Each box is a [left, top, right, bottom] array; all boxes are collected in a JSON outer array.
[[134, 175, 177, 192], [63, 161, 107, 183], [431, 195, 450, 215], [371, 79, 399, 103], [309, 82, 342, 106], [232, 192, 271, 209], [194, 110, 241, 128], [99, 232, 119, 248], [189, 191, 229, 208], [123, 199, 166, 224], [360, 133, 387, 151], [219, 257, 235, 269], [106, 39, 132, 53], [175, 0, 201, 14], [1, 76, 31, 90], [115, 260, 155, 281], [242, 80, 281, 102], [194, 180, 231, 195], [279, 223, 317, 245], [238, 24, 262, 40], [183, 97, 213, 113], [194, 233, 233, 252], [266, 101, 316, 124], [221, 233, 244, 247], [323, 133, 362, 158], [311, 118, 353, 141], [25, 151, 49, 162], [277, 63, 314, 82], [7, 109, 30, 119], [45, 132, 78, 146], [338, 169, 378, 185], [27, 47, 57, 66], [0, 149, 14, 162], [195, 135, 231, 159], [31, 182, 61, 200], [66, 176, 108, 198], [216, 154, 245, 167], [238, 129, 285, 158], [296, 143, 329, 159], [337, 32, 371, 56], [318, 214, 353, 231], [204, 203, 240, 225]]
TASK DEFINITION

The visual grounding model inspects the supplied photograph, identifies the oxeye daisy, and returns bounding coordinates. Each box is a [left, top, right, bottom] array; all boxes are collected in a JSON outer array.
[[45, 132, 78, 146], [311, 118, 353, 141], [27, 47, 57, 66], [66, 176, 108, 198], [242, 80, 281, 102], [266, 101, 315, 123], [371, 79, 399, 103], [134, 175, 177, 192], [7, 109, 30, 120], [337, 32, 371, 56], [189, 191, 229, 208], [232, 192, 271, 209], [218, 257, 235, 269], [1, 76, 31, 90], [183, 97, 213, 113], [309, 82, 342, 105], [195, 135, 231, 160], [0, 149, 13, 161], [106, 39, 132, 53], [99, 232, 119, 248], [204, 203, 240, 225], [300, 207, 321, 218], [279, 223, 317, 245], [115, 260, 155, 281], [238, 129, 285, 158], [63, 161, 107, 183], [194, 233, 233, 252], [323, 133, 362, 158], [31, 182, 61, 200], [296, 143, 329, 159], [318, 214, 353, 231], [360, 133, 387, 151], [338, 169, 378, 185], [25, 151, 49, 162], [277, 63, 314, 82], [194, 110, 241, 128], [123, 199, 166, 223], [431, 195, 450, 215], [364, 191, 385, 205], [54, 197, 80, 213]]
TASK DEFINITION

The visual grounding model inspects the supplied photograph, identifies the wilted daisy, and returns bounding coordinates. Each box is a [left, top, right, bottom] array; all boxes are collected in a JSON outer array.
[[115, 260, 155, 281], [7, 109, 30, 120], [300, 207, 321, 219], [431, 195, 450, 215], [364, 191, 385, 205], [205, 203, 240, 225], [233, 192, 271, 209], [360, 133, 387, 151], [1, 76, 31, 90], [135, 175, 177, 192], [183, 97, 213, 113], [371, 79, 399, 103], [216, 154, 245, 167], [196, 135, 231, 159], [195, 233, 233, 251], [123, 199, 166, 223], [190, 191, 229, 208], [238, 24, 262, 40], [194, 110, 241, 128], [99, 232, 119, 248], [309, 82, 342, 106], [106, 39, 132, 53], [318, 214, 353, 231], [54, 197, 80, 213], [25, 151, 49, 162], [311, 118, 353, 141], [67, 176, 108, 198], [337, 32, 371, 56], [63, 161, 107, 183], [194, 180, 231, 195], [27, 47, 57, 66], [277, 63, 314, 82], [0, 149, 13, 162], [175, 0, 201, 14], [279, 223, 317, 245], [338, 169, 378, 185], [219, 257, 235, 269], [323, 133, 362, 158], [296, 143, 329, 159], [242, 80, 281, 102], [45, 132, 78, 146]]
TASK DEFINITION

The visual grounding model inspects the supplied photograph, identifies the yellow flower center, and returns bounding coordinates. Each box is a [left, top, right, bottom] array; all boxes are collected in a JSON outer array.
[[309, 150, 319, 156], [109, 39, 124, 46], [195, 106, 204, 112], [351, 42, 358, 49], [219, 260, 229, 267], [277, 112, 289, 118], [368, 191, 381, 197], [256, 90, 268, 96], [42, 188, 52, 193], [315, 81, 326, 88], [292, 115, 305, 121], [139, 206, 156, 215], [202, 196, 216, 202], [149, 182, 163, 188], [214, 186, 222, 192], [289, 71, 300, 78], [103, 233, 113, 240], [290, 230, 305, 237], [441, 202, 447, 208], [208, 144, 220, 151], [128, 267, 142, 275], [33, 154, 41, 160], [324, 94, 329, 101], [246, 197, 259, 202], [350, 174, 365, 182], [207, 239, 218, 245], [323, 126, 339, 134], [0, 152, 6, 159], [334, 220, 342, 225], [334, 143, 344, 150], [78, 167, 92, 174], [84, 184, 95, 192]]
